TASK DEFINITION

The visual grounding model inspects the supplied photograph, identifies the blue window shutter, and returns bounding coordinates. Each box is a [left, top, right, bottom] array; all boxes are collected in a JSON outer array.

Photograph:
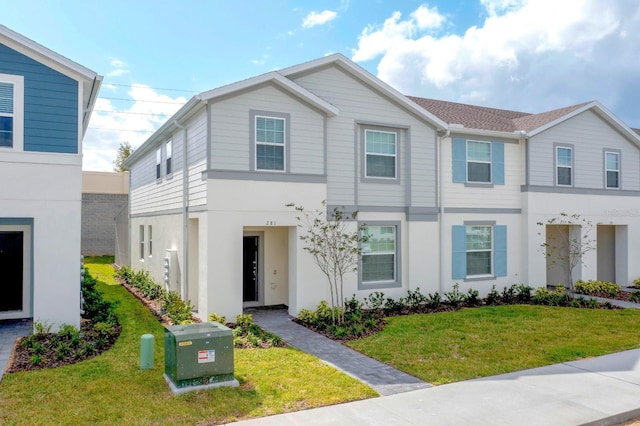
[[452, 138, 466, 183], [452, 225, 466, 279], [492, 142, 504, 185], [494, 225, 507, 277]]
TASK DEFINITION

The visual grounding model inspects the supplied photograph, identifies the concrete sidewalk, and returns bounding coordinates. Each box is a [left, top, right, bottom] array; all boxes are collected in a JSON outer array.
[[0, 319, 31, 382], [233, 348, 640, 425]]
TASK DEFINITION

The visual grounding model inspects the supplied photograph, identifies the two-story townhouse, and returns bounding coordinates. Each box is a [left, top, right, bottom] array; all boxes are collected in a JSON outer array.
[[126, 53, 640, 321], [125, 54, 448, 321], [411, 98, 640, 293], [0, 25, 102, 328]]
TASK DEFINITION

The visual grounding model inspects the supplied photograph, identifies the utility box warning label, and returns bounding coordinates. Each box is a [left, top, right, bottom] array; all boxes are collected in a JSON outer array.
[[198, 349, 215, 363]]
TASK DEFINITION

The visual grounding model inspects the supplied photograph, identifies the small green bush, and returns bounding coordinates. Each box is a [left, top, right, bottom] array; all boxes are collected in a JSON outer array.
[[444, 283, 466, 308], [162, 290, 194, 324], [532, 286, 572, 306], [575, 280, 620, 298], [630, 290, 640, 303], [426, 292, 442, 309], [485, 285, 501, 305], [632, 277, 640, 288], [208, 312, 226, 324]]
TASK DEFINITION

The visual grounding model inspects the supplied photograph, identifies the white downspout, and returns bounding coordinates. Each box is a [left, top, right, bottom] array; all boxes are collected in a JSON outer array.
[[174, 120, 189, 303], [439, 128, 450, 294]]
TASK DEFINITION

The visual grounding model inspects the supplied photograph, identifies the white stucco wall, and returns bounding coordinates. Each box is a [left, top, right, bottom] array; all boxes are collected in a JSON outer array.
[[0, 155, 82, 329]]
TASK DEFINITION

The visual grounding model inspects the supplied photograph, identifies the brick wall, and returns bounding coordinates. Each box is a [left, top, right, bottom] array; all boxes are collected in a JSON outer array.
[[81, 193, 128, 256]]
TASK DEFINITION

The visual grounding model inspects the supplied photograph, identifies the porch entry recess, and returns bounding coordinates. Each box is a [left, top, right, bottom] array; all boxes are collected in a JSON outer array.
[[0, 231, 24, 312], [243, 236, 261, 305]]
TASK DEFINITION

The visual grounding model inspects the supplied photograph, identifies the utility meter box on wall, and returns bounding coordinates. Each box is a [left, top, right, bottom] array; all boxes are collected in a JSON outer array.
[[164, 322, 236, 390]]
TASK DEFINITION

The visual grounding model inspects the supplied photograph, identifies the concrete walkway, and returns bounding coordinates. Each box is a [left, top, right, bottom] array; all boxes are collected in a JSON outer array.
[[249, 308, 430, 396], [0, 319, 32, 382], [233, 348, 640, 425]]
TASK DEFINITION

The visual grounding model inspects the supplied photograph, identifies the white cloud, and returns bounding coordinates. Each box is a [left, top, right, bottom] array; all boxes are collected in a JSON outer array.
[[106, 58, 129, 78], [83, 85, 187, 171], [302, 10, 338, 28], [352, 1, 640, 125]]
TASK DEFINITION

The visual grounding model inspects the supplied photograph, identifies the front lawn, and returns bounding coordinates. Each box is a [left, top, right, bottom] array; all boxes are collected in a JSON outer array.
[[347, 305, 640, 385], [0, 259, 375, 425]]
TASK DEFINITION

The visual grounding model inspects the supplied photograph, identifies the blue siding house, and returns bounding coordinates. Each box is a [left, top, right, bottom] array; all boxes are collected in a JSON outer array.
[[0, 25, 102, 328]]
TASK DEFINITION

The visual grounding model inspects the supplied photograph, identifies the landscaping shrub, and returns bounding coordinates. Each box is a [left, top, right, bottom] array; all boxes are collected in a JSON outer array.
[[532, 286, 573, 306], [162, 290, 194, 325], [444, 283, 466, 307], [485, 285, 501, 305], [208, 312, 226, 324], [633, 277, 640, 289], [230, 314, 284, 348], [82, 269, 119, 324], [426, 292, 442, 309], [575, 280, 621, 298]]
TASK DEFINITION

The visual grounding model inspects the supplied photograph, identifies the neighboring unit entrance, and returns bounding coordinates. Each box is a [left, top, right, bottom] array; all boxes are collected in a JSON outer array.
[[243, 236, 260, 304], [0, 224, 32, 320], [0, 231, 23, 312]]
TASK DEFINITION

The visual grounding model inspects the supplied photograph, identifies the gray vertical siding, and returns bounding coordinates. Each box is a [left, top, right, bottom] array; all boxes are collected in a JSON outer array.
[[0, 43, 78, 153]]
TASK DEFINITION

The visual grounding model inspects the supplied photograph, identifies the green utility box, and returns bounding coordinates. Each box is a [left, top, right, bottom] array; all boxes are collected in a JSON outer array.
[[164, 322, 235, 388]]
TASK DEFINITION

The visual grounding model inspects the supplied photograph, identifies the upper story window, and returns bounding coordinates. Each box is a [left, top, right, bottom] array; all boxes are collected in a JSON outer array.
[[0, 74, 24, 151], [467, 141, 491, 183], [605, 151, 620, 189], [556, 146, 573, 186], [166, 140, 172, 175], [452, 138, 504, 185], [255, 116, 285, 171], [155, 147, 161, 179], [365, 130, 397, 179]]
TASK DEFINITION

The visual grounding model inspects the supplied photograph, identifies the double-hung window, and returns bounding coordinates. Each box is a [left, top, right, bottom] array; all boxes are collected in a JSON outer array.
[[255, 116, 285, 171], [556, 146, 572, 186], [467, 141, 491, 183], [361, 225, 398, 285], [166, 140, 172, 175], [155, 147, 161, 179], [148, 225, 153, 257], [452, 223, 506, 280], [466, 225, 492, 276], [139, 225, 145, 260], [0, 74, 23, 150], [0, 82, 14, 148], [365, 130, 396, 179], [605, 151, 620, 189]]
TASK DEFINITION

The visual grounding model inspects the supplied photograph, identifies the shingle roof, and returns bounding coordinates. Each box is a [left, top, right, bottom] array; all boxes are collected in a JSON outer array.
[[408, 96, 592, 134]]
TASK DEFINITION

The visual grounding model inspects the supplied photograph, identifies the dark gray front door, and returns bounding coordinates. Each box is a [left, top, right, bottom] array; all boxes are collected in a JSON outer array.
[[0, 231, 23, 312], [243, 236, 259, 302]]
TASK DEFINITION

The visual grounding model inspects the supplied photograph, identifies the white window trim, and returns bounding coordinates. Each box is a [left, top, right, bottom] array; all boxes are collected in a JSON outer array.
[[466, 225, 494, 278], [605, 151, 620, 189], [466, 140, 492, 183], [0, 74, 24, 152], [148, 225, 153, 258], [255, 115, 286, 172], [364, 129, 397, 179], [139, 225, 145, 261], [359, 223, 401, 288], [166, 140, 173, 176], [556, 146, 573, 187], [155, 147, 161, 180]]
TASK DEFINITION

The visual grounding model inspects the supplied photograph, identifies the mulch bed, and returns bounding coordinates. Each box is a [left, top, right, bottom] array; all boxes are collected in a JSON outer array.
[[579, 289, 639, 302], [7, 320, 121, 373], [115, 274, 201, 327]]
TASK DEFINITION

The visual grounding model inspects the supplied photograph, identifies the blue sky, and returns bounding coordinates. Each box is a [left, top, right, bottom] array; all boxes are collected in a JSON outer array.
[[2, 0, 639, 170]]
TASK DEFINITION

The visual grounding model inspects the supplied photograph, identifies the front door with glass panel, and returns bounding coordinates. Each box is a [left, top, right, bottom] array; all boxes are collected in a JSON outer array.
[[243, 236, 260, 305], [0, 228, 30, 318]]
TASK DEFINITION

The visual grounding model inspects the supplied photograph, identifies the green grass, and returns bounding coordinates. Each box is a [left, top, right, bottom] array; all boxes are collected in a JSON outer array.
[[0, 258, 375, 425], [348, 305, 640, 385]]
